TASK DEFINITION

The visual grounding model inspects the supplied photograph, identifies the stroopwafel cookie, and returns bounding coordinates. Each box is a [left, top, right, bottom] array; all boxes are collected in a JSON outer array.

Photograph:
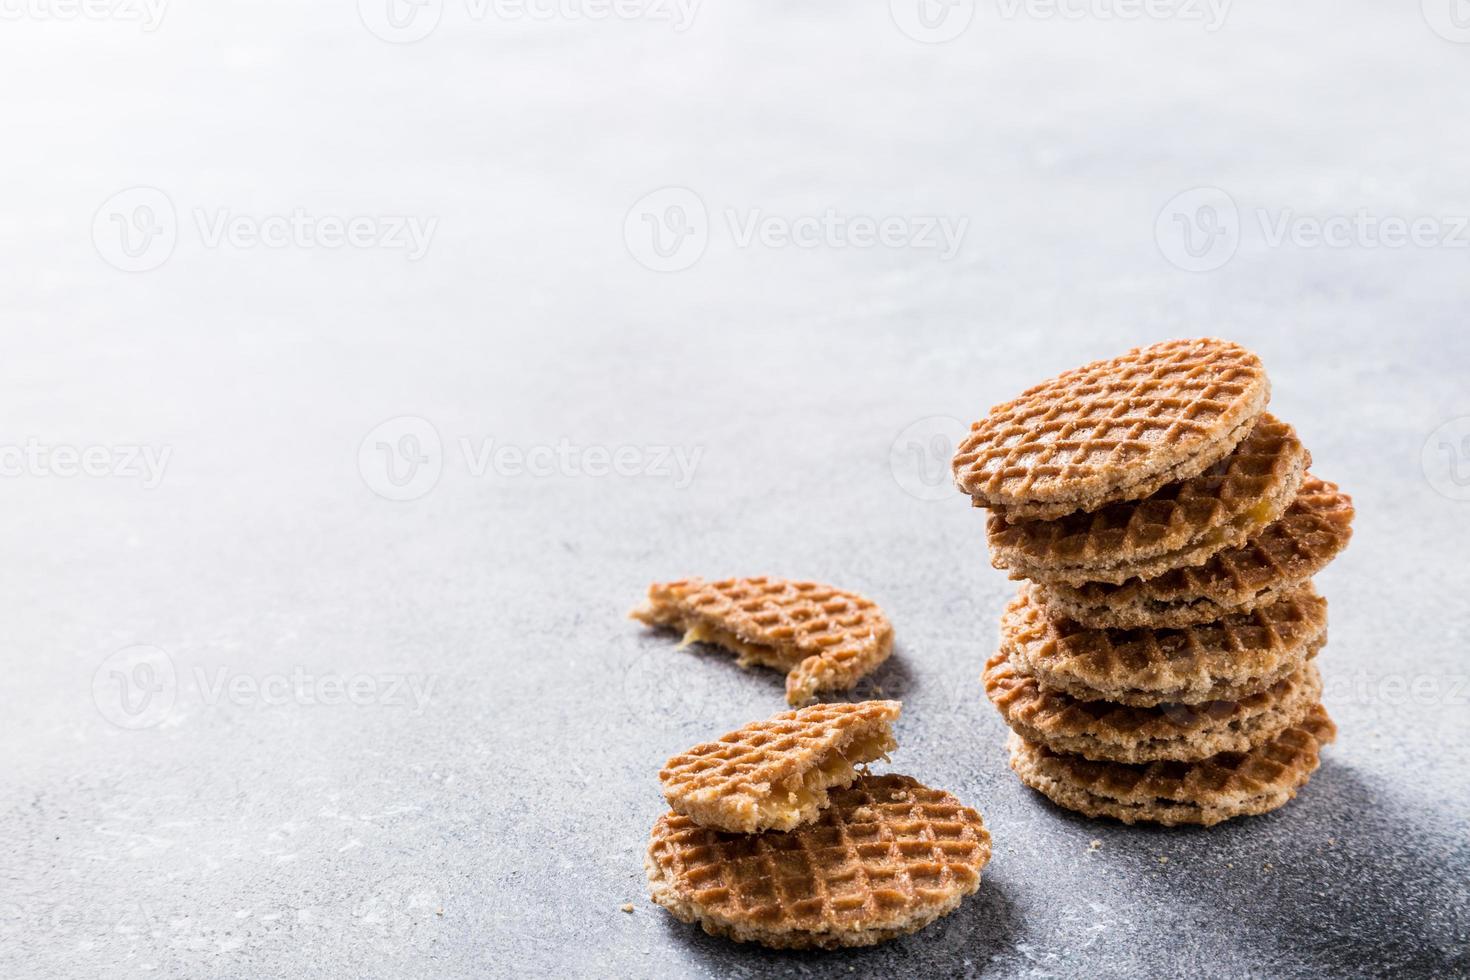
[[986, 414, 1308, 587], [646, 774, 991, 949], [1000, 584, 1328, 706], [952, 338, 1269, 519], [631, 577, 893, 706], [1008, 703, 1336, 826], [984, 647, 1322, 763], [658, 701, 900, 834], [1029, 475, 1354, 628]]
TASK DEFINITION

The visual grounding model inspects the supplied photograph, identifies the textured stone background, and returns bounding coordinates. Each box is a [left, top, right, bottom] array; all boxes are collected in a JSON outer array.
[[2, 1, 1468, 977]]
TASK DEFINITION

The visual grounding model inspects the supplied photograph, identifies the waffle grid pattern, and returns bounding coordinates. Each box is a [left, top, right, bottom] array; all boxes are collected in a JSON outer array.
[[985, 649, 1322, 763], [634, 576, 894, 704], [986, 414, 1307, 583], [957, 341, 1349, 825], [659, 701, 900, 832], [647, 775, 989, 947], [1035, 475, 1354, 627], [1002, 584, 1327, 705], [953, 338, 1267, 511], [1010, 704, 1336, 811]]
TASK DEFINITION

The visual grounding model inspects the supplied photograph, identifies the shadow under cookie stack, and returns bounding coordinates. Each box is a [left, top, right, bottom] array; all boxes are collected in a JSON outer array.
[[953, 338, 1354, 827]]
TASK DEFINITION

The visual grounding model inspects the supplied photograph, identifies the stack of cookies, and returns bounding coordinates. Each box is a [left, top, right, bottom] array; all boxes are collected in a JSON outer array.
[[953, 338, 1354, 826], [644, 701, 992, 948]]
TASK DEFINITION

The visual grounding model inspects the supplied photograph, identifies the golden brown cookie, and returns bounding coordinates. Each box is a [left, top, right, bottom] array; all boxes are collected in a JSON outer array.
[[646, 774, 991, 949], [986, 414, 1308, 587], [1008, 703, 1336, 826], [1030, 475, 1354, 628], [952, 338, 1269, 519], [658, 701, 901, 834], [1000, 584, 1328, 706], [984, 648, 1322, 763], [631, 577, 893, 706]]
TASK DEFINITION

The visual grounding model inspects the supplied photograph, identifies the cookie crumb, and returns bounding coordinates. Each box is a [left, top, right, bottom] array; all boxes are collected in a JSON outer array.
[[621, 903, 635, 913], [1158, 856, 1168, 864], [1088, 839, 1102, 851]]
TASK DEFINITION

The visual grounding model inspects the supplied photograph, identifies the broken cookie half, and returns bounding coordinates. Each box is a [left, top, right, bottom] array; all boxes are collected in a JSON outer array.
[[630, 576, 894, 706], [659, 700, 901, 834]]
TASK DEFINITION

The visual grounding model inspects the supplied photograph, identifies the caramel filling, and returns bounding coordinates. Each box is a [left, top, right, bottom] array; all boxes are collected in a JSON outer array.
[[1063, 498, 1280, 572], [678, 621, 805, 671], [752, 731, 896, 831]]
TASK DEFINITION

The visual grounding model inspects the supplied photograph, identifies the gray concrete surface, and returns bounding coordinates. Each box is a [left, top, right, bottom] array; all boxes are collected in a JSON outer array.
[[3, 1, 1469, 977]]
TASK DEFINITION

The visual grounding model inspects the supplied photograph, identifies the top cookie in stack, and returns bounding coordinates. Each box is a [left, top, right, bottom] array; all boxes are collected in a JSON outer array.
[[953, 337, 1271, 520], [954, 339, 1353, 827]]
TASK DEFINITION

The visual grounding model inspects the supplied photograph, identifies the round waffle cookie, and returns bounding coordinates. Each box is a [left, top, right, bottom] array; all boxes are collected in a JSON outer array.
[[631, 577, 893, 706], [659, 701, 901, 834], [986, 414, 1308, 587], [984, 648, 1322, 763], [1008, 703, 1336, 826], [952, 338, 1269, 519], [1000, 583, 1328, 706], [645, 774, 991, 950], [1030, 475, 1354, 629]]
